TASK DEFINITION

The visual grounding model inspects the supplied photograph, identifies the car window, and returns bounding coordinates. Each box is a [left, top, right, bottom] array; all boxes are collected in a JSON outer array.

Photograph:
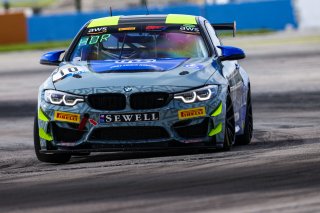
[[70, 24, 209, 61], [204, 21, 222, 56]]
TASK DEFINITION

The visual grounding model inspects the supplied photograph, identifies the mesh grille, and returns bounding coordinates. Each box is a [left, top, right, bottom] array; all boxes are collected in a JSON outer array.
[[51, 123, 85, 142], [87, 93, 126, 110], [173, 118, 210, 139], [130, 92, 172, 110]]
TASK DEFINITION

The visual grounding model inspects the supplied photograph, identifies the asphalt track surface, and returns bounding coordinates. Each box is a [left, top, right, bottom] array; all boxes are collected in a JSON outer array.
[[0, 31, 320, 213]]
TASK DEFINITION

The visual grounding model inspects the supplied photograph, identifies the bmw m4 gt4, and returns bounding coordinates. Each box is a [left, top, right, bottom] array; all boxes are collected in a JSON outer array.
[[34, 14, 253, 163]]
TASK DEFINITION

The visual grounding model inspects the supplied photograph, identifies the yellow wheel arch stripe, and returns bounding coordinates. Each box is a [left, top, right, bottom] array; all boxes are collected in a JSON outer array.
[[38, 108, 49, 122], [208, 123, 222, 136], [88, 16, 120, 28], [165, 14, 197, 25], [39, 128, 53, 141], [211, 102, 222, 117]]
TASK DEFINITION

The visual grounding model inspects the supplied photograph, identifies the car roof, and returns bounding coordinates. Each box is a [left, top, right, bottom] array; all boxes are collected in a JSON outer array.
[[87, 14, 201, 28]]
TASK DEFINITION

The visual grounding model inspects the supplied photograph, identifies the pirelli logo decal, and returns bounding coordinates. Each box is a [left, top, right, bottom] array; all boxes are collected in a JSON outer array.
[[178, 107, 206, 120], [54, 111, 80, 123]]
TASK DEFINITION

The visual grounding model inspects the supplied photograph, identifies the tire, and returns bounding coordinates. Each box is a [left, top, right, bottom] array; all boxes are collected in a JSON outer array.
[[34, 115, 71, 163], [219, 94, 235, 151], [235, 89, 253, 145]]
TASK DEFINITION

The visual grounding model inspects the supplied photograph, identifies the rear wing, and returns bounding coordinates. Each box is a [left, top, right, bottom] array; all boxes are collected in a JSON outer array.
[[211, 21, 236, 37]]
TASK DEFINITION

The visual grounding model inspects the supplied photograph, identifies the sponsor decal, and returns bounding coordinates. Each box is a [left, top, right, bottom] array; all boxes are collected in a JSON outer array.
[[178, 107, 206, 120], [100, 112, 160, 123], [89, 119, 98, 126], [180, 24, 200, 34], [91, 58, 188, 73], [145, 26, 167, 31], [78, 34, 111, 46], [87, 27, 108, 35], [183, 64, 204, 70], [52, 66, 87, 83], [114, 59, 156, 63], [118, 27, 136, 31], [54, 111, 81, 123]]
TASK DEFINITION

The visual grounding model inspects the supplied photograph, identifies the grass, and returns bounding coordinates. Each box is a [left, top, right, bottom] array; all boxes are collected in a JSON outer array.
[[217, 29, 273, 37], [0, 41, 71, 52], [0, 0, 55, 8]]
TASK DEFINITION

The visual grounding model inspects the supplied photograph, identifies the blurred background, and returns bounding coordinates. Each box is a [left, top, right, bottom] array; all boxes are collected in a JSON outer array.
[[1, 2, 320, 212], [0, 0, 319, 102], [0, 0, 319, 46]]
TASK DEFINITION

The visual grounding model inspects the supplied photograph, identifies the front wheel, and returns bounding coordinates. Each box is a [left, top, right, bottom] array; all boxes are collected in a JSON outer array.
[[218, 94, 235, 151], [235, 89, 253, 145], [34, 115, 71, 163]]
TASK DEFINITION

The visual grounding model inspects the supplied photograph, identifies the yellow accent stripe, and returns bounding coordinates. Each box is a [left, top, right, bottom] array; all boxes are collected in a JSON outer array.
[[165, 14, 197, 25], [38, 108, 49, 122], [88, 16, 120, 28], [208, 123, 222, 136], [211, 102, 222, 117], [39, 128, 53, 141]]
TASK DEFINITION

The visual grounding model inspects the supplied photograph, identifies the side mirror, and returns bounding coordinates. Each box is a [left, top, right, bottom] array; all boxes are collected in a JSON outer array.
[[40, 50, 65, 66], [218, 46, 245, 61]]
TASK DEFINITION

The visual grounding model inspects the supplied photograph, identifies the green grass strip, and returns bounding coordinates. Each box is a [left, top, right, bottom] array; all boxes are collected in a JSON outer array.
[[217, 29, 273, 37], [0, 0, 55, 8], [0, 41, 71, 52]]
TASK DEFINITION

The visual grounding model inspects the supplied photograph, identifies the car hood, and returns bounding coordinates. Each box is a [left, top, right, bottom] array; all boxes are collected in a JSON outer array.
[[52, 58, 218, 94]]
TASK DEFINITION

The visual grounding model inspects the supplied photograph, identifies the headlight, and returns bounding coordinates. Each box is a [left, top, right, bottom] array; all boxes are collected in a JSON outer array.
[[44, 90, 84, 106], [174, 85, 218, 103]]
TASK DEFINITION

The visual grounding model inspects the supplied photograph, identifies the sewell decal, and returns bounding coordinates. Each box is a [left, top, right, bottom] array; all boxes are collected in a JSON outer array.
[[178, 107, 206, 120], [54, 111, 81, 123], [87, 27, 108, 35], [100, 112, 159, 123]]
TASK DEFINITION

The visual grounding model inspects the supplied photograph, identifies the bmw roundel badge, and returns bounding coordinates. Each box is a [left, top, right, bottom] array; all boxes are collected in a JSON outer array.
[[123, 86, 133, 92]]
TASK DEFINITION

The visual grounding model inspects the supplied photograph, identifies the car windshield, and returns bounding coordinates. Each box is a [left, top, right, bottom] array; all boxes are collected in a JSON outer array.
[[70, 24, 208, 61]]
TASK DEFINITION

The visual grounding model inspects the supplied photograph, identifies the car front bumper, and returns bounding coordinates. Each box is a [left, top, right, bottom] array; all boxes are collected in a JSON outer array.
[[37, 88, 228, 152]]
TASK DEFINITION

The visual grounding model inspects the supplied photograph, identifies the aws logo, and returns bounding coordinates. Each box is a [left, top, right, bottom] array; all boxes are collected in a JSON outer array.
[[87, 27, 108, 35], [180, 24, 200, 33]]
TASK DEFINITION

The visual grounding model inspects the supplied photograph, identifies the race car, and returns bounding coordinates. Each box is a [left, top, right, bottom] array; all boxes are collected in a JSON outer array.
[[34, 14, 253, 163]]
